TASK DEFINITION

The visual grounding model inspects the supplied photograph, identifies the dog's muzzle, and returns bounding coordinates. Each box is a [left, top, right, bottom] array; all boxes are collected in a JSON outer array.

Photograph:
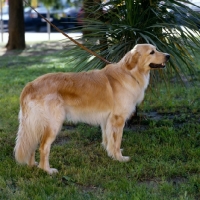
[[149, 53, 170, 68]]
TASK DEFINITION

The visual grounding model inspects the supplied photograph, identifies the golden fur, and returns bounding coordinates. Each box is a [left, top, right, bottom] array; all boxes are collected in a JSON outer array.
[[14, 44, 170, 174]]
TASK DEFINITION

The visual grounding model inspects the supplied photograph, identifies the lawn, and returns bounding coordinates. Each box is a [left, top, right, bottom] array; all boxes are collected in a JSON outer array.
[[0, 41, 200, 200]]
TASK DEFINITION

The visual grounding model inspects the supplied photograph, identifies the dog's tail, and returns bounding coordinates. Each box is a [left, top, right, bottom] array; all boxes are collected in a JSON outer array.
[[14, 105, 45, 165]]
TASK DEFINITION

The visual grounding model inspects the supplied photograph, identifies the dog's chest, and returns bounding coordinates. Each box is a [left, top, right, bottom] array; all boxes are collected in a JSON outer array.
[[133, 73, 150, 105], [119, 77, 149, 116]]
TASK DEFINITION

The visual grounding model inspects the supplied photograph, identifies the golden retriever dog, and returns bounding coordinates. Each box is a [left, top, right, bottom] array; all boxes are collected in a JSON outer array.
[[14, 44, 170, 174]]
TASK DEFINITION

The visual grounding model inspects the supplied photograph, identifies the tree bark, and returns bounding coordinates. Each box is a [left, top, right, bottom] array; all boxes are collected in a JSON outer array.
[[6, 0, 25, 50]]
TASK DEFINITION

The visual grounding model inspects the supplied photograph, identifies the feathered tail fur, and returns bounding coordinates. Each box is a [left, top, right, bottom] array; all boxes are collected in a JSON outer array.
[[14, 105, 46, 165]]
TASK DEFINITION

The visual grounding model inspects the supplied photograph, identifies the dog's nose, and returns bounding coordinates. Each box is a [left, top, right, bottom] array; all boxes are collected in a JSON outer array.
[[165, 54, 170, 60]]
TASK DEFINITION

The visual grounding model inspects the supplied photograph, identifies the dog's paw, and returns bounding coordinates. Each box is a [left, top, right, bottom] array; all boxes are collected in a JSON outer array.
[[28, 160, 39, 167], [101, 142, 107, 150], [119, 156, 130, 162], [38, 165, 58, 175], [34, 162, 39, 166], [47, 168, 58, 175]]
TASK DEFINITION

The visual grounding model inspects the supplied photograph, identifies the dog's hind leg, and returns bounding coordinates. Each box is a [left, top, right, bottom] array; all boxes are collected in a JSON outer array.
[[101, 121, 108, 150], [106, 114, 130, 162], [38, 102, 65, 174], [28, 151, 38, 167]]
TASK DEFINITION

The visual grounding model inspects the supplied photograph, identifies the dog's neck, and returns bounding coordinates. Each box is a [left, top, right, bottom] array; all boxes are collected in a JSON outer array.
[[129, 67, 150, 90]]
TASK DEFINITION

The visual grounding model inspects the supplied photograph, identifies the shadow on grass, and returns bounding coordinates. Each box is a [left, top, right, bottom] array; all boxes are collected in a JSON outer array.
[[0, 40, 74, 58]]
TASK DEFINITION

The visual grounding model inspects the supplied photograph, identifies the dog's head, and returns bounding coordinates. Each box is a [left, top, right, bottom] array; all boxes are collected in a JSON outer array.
[[123, 44, 170, 73]]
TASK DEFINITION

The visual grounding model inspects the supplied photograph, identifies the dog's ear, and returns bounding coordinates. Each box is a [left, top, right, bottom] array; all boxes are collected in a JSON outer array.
[[124, 49, 139, 70]]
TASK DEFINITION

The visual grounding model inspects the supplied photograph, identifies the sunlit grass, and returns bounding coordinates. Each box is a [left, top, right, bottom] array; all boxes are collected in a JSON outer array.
[[0, 43, 199, 199]]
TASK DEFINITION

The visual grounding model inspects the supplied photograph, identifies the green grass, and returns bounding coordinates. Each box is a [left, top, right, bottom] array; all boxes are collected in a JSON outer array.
[[0, 42, 200, 199]]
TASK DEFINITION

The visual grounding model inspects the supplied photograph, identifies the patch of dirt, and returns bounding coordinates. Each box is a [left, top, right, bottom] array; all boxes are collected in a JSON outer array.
[[138, 176, 187, 189], [53, 123, 77, 146], [125, 109, 200, 133], [54, 134, 71, 146]]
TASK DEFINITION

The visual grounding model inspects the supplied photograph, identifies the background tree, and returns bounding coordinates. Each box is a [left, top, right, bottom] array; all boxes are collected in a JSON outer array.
[[5, 0, 65, 50], [6, 0, 25, 50]]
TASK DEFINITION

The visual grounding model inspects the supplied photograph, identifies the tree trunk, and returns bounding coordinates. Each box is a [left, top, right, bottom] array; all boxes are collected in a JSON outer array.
[[6, 0, 25, 50]]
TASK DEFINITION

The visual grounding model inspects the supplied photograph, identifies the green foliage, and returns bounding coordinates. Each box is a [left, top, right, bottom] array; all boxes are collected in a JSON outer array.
[[66, 0, 200, 82]]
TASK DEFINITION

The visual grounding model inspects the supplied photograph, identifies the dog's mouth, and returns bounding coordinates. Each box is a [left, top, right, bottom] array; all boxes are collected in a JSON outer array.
[[149, 62, 166, 68]]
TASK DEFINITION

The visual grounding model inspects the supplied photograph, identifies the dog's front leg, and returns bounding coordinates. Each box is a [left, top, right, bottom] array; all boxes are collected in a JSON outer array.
[[105, 115, 130, 162]]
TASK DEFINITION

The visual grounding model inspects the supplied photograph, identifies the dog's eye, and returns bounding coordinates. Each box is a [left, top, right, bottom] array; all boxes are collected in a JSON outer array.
[[150, 50, 155, 55]]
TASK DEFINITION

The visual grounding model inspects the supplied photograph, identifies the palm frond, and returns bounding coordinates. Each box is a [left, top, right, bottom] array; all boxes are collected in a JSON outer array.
[[64, 0, 200, 82]]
